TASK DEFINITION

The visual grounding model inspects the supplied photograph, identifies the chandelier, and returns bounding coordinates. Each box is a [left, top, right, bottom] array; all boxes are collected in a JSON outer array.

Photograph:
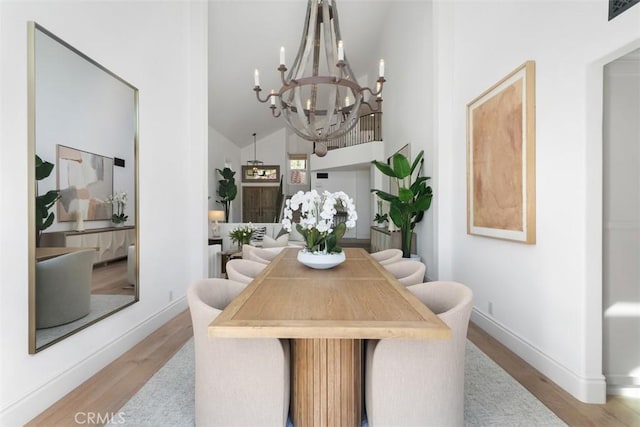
[[253, 0, 385, 157]]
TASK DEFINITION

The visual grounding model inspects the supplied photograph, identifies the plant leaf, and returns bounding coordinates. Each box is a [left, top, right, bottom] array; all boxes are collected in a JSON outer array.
[[392, 153, 411, 179], [398, 187, 414, 203], [371, 160, 396, 178], [410, 150, 424, 175]]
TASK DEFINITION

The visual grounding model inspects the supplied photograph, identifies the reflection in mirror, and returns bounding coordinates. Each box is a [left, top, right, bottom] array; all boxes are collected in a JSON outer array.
[[28, 22, 139, 353]]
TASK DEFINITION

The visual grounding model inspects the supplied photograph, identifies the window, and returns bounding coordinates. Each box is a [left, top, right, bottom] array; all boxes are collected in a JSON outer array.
[[289, 155, 307, 185]]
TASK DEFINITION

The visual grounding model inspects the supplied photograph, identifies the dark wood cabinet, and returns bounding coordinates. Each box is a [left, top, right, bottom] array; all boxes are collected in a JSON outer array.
[[242, 186, 280, 223]]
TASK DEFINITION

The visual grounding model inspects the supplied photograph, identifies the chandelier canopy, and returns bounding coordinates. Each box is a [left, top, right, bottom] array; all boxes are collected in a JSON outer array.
[[253, 0, 385, 156]]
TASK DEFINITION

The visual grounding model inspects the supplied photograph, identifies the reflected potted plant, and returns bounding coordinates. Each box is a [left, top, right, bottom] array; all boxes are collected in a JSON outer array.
[[371, 150, 433, 258], [107, 192, 128, 226], [35, 155, 60, 247]]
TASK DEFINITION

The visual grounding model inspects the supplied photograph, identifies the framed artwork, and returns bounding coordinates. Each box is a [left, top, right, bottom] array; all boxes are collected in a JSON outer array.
[[466, 61, 536, 244], [56, 145, 114, 221], [241, 165, 280, 183], [609, 0, 639, 20]]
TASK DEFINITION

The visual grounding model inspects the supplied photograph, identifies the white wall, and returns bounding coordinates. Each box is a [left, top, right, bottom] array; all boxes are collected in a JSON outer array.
[[209, 126, 241, 222], [602, 52, 640, 395], [240, 128, 286, 167], [0, 1, 208, 424], [371, 2, 436, 274], [310, 169, 370, 239], [435, 0, 640, 403]]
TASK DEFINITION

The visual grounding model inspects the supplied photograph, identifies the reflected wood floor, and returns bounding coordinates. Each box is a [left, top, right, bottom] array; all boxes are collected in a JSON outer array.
[[91, 259, 134, 296], [27, 312, 639, 426]]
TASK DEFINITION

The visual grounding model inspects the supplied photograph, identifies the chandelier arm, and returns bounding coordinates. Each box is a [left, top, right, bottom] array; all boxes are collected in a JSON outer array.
[[278, 65, 289, 87], [361, 77, 387, 97], [253, 86, 276, 104], [361, 99, 383, 113]]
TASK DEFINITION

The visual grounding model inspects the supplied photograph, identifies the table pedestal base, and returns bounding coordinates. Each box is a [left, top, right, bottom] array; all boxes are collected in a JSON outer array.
[[291, 338, 362, 427]]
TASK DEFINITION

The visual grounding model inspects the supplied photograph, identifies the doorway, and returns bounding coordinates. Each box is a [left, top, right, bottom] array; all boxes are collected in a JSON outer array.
[[602, 48, 640, 397]]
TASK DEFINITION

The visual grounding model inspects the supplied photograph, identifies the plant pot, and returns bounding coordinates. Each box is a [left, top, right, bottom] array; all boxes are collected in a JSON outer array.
[[297, 250, 346, 270]]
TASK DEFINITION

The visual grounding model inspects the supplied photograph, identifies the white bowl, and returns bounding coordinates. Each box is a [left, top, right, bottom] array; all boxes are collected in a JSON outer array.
[[297, 250, 346, 270]]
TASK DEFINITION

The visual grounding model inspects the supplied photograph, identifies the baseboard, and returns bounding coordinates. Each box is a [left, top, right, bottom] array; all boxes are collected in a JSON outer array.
[[1, 297, 188, 426], [607, 385, 640, 398], [471, 308, 607, 404]]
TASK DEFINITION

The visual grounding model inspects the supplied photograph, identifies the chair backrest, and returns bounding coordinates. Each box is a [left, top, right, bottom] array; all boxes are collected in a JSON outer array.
[[226, 259, 266, 284], [187, 278, 290, 426], [245, 246, 286, 264], [366, 281, 473, 426], [35, 249, 96, 328], [370, 248, 403, 265], [383, 260, 426, 286]]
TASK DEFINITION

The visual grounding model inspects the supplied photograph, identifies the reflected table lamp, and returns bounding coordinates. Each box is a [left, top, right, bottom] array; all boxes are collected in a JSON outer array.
[[209, 210, 225, 237]]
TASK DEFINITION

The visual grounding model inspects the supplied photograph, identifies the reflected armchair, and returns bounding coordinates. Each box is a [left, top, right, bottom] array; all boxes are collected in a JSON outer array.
[[35, 249, 95, 328]]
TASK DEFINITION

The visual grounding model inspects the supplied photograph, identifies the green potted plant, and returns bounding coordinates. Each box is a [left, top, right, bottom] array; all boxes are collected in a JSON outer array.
[[371, 150, 433, 258], [216, 167, 237, 222], [229, 224, 256, 249], [373, 199, 388, 226], [35, 155, 60, 247]]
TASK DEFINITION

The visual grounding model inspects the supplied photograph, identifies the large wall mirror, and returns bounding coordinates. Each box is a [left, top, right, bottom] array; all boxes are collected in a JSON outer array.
[[28, 22, 139, 353]]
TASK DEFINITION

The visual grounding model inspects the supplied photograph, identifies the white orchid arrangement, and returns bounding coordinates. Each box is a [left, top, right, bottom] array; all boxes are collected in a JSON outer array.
[[106, 192, 128, 224], [282, 190, 358, 254]]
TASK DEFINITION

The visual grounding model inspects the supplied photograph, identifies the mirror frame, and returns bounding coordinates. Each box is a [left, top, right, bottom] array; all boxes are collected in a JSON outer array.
[[27, 22, 139, 353]]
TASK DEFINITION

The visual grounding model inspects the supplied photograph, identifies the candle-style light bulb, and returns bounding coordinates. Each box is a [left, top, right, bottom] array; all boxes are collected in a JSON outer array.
[[270, 90, 276, 105], [337, 40, 344, 61], [306, 98, 311, 110], [254, 69, 260, 86], [379, 59, 385, 78], [279, 46, 285, 65], [345, 95, 350, 107]]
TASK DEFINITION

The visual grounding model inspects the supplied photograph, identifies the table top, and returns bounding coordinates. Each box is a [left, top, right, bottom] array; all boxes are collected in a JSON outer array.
[[209, 248, 450, 340]]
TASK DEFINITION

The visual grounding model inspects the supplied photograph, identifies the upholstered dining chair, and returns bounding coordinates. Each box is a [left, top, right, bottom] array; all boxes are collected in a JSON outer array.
[[243, 245, 287, 264], [382, 260, 426, 287], [226, 259, 266, 284], [365, 281, 473, 427], [36, 249, 95, 328], [188, 278, 290, 427], [370, 248, 403, 266]]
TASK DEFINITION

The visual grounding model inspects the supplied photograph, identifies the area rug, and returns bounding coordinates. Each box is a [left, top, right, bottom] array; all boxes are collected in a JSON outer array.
[[36, 294, 135, 348], [110, 338, 565, 426]]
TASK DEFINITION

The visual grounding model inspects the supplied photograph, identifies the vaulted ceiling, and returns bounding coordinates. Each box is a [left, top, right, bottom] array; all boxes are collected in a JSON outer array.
[[208, 1, 392, 147]]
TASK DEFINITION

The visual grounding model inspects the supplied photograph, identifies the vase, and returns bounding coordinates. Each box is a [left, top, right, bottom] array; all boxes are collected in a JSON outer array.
[[112, 221, 125, 227], [297, 249, 346, 270]]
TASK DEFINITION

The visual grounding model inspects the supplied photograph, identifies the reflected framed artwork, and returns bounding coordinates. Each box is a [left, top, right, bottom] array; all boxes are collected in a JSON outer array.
[[466, 61, 536, 244], [56, 145, 113, 221], [241, 165, 280, 183]]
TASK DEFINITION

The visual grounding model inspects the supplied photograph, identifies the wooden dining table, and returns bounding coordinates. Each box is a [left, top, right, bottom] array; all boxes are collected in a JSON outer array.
[[208, 247, 450, 427]]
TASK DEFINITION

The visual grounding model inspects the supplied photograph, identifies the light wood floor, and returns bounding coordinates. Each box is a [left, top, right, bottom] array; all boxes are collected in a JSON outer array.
[[91, 259, 134, 296], [28, 311, 639, 426]]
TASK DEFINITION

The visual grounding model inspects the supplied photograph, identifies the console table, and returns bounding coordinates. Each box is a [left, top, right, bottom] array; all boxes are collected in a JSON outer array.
[[370, 226, 416, 253], [40, 226, 135, 265]]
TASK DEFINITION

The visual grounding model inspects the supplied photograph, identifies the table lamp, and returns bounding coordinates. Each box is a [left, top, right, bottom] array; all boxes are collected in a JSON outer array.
[[208, 210, 225, 237]]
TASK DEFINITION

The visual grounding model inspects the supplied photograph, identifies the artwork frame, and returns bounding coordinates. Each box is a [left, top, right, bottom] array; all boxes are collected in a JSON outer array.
[[466, 61, 536, 244], [56, 144, 114, 222], [241, 165, 280, 183]]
